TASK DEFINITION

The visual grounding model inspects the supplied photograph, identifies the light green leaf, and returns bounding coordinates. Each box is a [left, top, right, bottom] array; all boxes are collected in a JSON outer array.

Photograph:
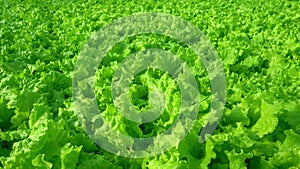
[[225, 149, 253, 169], [32, 154, 53, 169], [251, 100, 281, 138]]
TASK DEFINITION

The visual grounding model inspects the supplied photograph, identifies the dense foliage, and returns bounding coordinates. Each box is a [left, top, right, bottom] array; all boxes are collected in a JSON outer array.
[[0, 0, 299, 168]]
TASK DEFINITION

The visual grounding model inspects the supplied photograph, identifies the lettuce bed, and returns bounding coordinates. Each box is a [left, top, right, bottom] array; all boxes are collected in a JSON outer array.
[[0, 0, 299, 168]]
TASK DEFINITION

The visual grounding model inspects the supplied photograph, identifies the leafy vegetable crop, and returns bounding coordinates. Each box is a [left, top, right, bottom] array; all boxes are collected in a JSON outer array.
[[0, 0, 299, 168]]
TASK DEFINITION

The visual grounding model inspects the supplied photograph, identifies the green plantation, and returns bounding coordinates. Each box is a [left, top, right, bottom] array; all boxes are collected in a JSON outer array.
[[0, 0, 299, 168]]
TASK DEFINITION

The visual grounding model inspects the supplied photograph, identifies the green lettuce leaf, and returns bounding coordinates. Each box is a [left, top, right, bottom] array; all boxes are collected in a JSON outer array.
[[270, 130, 300, 168], [32, 154, 52, 169], [251, 100, 281, 138], [225, 149, 253, 169]]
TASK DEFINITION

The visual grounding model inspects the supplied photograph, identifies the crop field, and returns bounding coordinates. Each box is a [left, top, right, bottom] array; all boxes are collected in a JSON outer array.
[[0, 0, 299, 168]]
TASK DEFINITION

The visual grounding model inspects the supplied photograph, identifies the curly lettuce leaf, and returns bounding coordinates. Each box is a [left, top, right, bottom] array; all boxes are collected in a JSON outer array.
[[251, 100, 281, 138], [270, 130, 300, 168], [225, 149, 253, 169], [32, 154, 52, 169]]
